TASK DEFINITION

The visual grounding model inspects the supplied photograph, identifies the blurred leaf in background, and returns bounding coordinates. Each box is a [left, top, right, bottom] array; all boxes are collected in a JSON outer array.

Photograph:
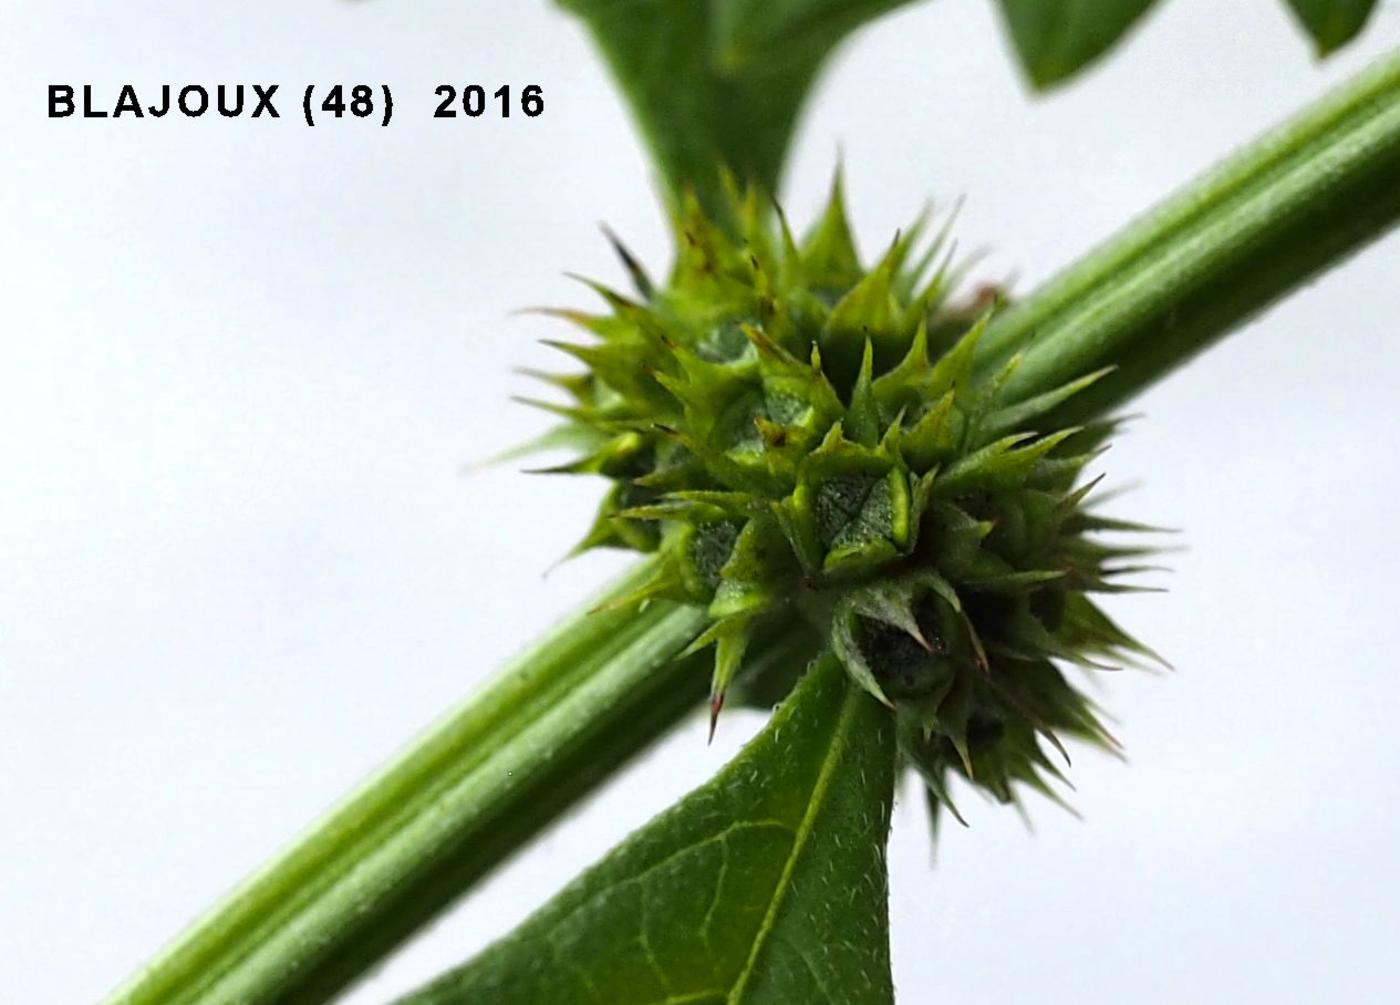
[[993, 0, 1161, 89], [561, 0, 1382, 203], [1283, 0, 1380, 56]]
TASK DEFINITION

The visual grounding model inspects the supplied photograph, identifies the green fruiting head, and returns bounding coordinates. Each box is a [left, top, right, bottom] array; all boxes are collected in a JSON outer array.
[[524, 173, 1166, 829]]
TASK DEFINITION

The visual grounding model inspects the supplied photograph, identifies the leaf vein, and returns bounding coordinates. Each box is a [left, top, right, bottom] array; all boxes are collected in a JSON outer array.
[[536, 818, 793, 942], [727, 684, 864, 1002]]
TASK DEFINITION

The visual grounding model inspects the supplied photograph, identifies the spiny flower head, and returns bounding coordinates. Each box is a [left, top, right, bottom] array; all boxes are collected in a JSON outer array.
[[522, 175, 1167, 829]]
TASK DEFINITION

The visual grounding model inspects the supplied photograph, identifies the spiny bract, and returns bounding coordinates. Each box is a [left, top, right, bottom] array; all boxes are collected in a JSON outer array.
[[523, 175, 1166, 828]]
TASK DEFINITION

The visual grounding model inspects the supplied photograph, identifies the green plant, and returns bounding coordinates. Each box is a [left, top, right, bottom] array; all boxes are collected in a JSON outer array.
[[107, 4, 1400, 1003]]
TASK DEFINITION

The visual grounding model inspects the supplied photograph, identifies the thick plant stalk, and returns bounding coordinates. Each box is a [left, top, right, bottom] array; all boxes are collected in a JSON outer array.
[[979, 46, 1400, 420], [108, 49, 1400, 1005], [106, 561, 715, 1005]]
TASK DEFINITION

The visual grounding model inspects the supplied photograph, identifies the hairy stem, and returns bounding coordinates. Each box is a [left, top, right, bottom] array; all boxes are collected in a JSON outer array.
[[106, 563, 712, 1005], [978, 47, 1400, 420]]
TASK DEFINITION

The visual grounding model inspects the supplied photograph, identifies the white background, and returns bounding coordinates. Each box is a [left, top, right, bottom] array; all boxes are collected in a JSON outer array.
[[2, 1, 1399, 1002]]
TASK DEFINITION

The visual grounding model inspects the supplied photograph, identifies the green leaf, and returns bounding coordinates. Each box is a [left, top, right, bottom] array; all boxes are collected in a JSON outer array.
[[1283, 0, 1379, 56], [557, 0, 915, 207], [398, 654, 897, 1005], [994, 0, 1161, 90], [713, 0, 919, 68]]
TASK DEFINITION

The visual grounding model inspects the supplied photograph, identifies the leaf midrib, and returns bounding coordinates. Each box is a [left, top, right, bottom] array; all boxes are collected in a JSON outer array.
[[726, 677, 862, 1003]]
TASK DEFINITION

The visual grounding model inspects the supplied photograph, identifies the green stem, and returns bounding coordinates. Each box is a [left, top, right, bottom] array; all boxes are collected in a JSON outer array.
[[106, 562, 711, 1005], [978, 47, 1400, 421]]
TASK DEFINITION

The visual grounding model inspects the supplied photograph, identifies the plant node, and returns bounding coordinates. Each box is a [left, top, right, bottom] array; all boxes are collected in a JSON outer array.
[[524, 171, 1167, 828]]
